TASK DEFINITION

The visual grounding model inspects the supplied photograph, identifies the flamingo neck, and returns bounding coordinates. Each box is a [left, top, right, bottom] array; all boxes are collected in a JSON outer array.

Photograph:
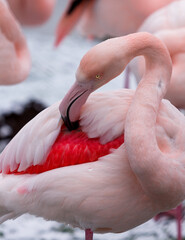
[[124, 33, 172, 189], [124, 33, 172, 93]]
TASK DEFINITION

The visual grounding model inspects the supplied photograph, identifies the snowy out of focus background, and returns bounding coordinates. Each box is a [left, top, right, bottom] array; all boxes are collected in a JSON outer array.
[[0, 1, 184, 240], [0, 0, 125, 113]]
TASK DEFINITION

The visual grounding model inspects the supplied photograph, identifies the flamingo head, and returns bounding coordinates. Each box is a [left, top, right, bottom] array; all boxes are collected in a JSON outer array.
[[55, 0, 93, 46], [60, 38, 127, 130]]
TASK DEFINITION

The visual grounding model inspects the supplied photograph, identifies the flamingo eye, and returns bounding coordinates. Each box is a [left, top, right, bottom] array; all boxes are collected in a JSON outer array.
[[96, 74, 101, 79]]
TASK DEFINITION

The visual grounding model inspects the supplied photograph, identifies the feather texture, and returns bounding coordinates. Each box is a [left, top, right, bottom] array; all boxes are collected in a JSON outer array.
[[0, 102, 62, 173]]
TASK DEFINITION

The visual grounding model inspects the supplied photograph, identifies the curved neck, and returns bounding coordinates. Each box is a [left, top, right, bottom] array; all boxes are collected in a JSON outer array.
[[122, 33, 172, 93], [117, 33, 171, 112], [124, 33, 172, 196], [124, 33, 171, 148]]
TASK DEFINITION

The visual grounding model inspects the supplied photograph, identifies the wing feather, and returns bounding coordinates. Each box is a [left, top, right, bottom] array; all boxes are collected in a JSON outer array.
[[80, 89, 134, 143], [0, 102, 62, 173], [0, 89, 134, 173]]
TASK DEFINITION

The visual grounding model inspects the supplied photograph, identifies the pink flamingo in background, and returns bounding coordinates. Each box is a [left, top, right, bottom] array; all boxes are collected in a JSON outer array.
[[55, 0, 175, 45], [6, 0, 56, 26], [0, 0, 30, 84], [0, 33, 184, 240], [157, 29, 185, 110], [129, 0, 185, 109]]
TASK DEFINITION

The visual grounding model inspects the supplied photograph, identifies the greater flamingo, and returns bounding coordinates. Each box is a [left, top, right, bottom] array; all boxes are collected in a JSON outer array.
[[0, 0, 30, 84], [129, 0, 185, 109], [6, 0, 56, 26], [0, 33, 184, 240], [55, 0, 175, 45]]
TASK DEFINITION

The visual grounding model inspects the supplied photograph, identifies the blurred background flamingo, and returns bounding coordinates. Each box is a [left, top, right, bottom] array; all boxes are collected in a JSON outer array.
[[6, 0, 56, 26], [0, 0, 46, 153], [0, 0, 30, 85], [55, 0, 176, 45], [129, 0, 185, 110]]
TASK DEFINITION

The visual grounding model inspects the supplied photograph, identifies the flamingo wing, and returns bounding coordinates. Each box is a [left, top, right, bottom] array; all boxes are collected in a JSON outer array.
[[0, 102, 62, 173], [0, 90, 129, 174]]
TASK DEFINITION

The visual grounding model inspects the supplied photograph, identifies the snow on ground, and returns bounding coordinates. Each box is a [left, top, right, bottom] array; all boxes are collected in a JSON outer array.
[[0, 214, 182, 240]]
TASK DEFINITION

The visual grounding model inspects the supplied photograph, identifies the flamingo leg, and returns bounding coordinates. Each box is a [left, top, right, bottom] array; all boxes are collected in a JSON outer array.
[[176, 204, 183, 240], [85, 229, 93, 240], [124, 66, 130, 89]]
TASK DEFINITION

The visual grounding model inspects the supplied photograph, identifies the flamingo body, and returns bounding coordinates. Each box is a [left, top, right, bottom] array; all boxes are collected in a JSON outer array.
[[0, 88, 184, 231], [81, 0, 176, 37], [139, 0, 185, 33], [0, 91, 156, 232]]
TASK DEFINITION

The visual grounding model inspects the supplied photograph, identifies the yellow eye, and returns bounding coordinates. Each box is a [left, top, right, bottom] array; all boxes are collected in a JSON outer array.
[[96, 74, 101, 79]]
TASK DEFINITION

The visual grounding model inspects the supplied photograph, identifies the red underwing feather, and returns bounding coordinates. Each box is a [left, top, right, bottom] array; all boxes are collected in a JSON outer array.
[[8, 127, 124, 174]]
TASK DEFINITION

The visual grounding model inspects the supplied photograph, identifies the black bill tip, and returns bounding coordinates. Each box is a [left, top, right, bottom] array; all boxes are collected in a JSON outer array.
[[67, 0, 85, 15], [62, 115, 79, 131]]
